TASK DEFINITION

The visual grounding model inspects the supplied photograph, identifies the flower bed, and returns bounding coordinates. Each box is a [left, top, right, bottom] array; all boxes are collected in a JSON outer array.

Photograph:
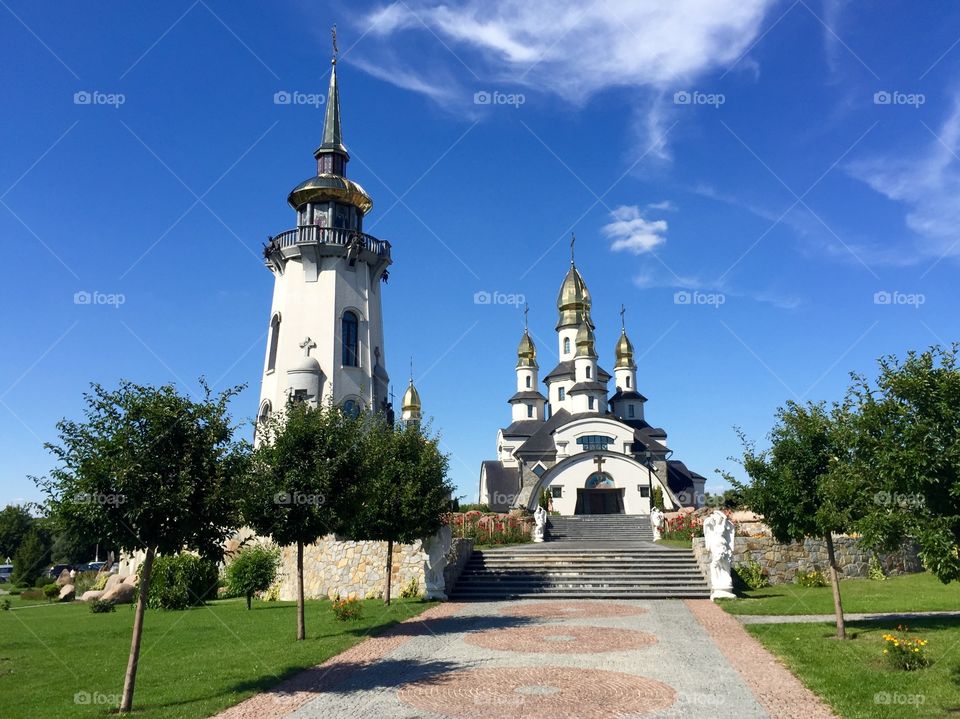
[[448, 511, 533, 546]]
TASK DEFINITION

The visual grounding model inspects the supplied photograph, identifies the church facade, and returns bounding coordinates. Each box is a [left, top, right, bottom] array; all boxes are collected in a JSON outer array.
[[479, 260, 706, 515]]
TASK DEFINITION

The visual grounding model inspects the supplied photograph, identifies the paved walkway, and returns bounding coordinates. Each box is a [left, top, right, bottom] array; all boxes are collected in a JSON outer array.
[[738, 609, 960, 624], [215, 600, 837, 719]]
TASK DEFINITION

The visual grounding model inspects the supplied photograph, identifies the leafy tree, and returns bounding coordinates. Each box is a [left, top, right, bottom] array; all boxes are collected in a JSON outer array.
[[37, 380, 248, 713], [652, 486, 665, 511], [12, 528, 49, 586], [346, 417, 453, 604], [729, 401, 855, 639], [0, 504, 34, 560], [241, 400, 363, 639], [226, 544, 280, 609], [844, 345, 960, 583]]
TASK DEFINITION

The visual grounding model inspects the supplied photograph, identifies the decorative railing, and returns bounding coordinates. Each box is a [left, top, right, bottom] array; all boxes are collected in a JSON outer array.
[[264, 226, 391, 259]]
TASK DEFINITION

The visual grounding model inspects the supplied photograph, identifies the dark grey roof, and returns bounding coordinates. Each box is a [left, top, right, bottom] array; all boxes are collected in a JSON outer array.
[[480, 461, 520, 512], [501, 420, 543, 437], [508, 390, 547, 403], [568, 381, 609, 395], [609, 389, 648, 403], [515, 408, 571, 457], [543, 360, 611, 383], [666, 460, 706, 504]]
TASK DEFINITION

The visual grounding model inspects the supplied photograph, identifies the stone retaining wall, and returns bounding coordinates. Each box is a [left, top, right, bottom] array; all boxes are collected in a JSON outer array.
[[276, 536, 428, 601], [692, 535, 922, 586], [442, 538, 474, 592]]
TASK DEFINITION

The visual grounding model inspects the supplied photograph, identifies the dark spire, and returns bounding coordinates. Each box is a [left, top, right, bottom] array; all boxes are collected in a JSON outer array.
[[315, 25, 349, 175]]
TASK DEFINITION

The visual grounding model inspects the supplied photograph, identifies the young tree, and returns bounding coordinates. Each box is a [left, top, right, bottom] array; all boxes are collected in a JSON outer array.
[[240, 400, 363, 639], [37, 380, 248, 713], [729, 401, 855, 639], [226, 544, 280, 609], [12, 528, 49, 586], [845, 345, 960, 583], [347, 417, 453, 604], [0, 504, 35, 560]]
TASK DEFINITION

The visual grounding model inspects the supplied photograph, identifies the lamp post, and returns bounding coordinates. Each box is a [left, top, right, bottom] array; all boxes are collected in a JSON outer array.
[[642, 450, 654, 512]]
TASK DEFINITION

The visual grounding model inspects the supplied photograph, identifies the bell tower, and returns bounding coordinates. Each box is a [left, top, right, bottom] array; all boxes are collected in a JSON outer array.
[[257, 32, 392, 430]]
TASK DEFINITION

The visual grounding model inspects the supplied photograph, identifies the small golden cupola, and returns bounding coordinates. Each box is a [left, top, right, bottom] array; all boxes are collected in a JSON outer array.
[[574, 320, 598, 358], [402, 379, 421, 413], [517, 329, 537, 368], [615, 330, 636, 369], [556, 234, 594, 330]]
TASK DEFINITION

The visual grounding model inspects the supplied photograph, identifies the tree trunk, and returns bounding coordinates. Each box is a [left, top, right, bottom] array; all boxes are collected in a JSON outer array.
[[296, 540, 305, 640], [824, 532, 846, 640], [246, 593, 252, 611], [119, 546, 155, 713], [384, 539, 393, 606]]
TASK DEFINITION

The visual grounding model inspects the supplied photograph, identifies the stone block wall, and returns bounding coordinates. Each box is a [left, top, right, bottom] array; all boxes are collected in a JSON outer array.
[[276, 536, 428, 601], [692, 535, 922, 586], [442, 538, 474, 592]]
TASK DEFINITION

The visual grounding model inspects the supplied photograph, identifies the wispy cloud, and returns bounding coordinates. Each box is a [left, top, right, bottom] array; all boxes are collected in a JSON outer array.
[[634, 271, 802, 309], [603, 205, 668, 254]]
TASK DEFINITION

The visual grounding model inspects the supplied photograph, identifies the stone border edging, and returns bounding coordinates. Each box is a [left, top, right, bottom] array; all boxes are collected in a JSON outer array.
[[684, 600, 838, 719]]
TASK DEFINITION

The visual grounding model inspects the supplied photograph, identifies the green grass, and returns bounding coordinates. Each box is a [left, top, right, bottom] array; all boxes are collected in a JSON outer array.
[[0, 596, 434, 719], [720, 573, 960, 615], [655, 538, 693, 550], [748, 618, 960, 718]]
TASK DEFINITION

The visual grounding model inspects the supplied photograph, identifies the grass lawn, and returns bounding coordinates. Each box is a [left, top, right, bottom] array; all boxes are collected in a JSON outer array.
[[0, 596, 434, 719], [655, 538, 693, 550], [748, 618, 960, 718], [720, 572, 960, 616]]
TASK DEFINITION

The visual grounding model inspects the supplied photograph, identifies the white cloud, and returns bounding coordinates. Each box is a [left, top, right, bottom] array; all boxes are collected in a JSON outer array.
[[848, 97, 960, 263], [603, 205, 668, 254], [354, 0, 777, 144]]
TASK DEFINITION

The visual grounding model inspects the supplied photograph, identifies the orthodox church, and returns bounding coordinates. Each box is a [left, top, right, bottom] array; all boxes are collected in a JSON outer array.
[[479, 259, 707, 515]]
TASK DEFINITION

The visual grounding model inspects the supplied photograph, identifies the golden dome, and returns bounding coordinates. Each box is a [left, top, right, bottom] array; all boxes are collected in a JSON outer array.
[[287, 174, 373, 214], [574, 321, 597, 358], [517, 330, 537, 367], [556, 264, 594, 329], [401, 380, 421, 412], [615, 330, 636, 369]]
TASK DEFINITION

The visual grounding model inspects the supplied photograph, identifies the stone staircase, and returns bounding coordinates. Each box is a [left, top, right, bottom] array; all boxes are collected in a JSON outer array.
[[450, 515, 710, 600], [547, 515, 654, 542]]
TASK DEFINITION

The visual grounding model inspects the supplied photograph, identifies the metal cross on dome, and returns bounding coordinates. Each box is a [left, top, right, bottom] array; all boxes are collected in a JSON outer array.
[[594, 454, 606, 473]]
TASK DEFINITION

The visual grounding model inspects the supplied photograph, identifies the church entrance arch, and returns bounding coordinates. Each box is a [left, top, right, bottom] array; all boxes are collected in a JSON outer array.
[[575, 471, 624, 515]]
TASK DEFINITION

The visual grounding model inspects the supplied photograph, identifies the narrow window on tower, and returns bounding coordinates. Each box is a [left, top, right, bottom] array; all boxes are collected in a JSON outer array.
[[563, 337, 571, 354], [526, 376, 532, 388], [626, 376, 631, 388], [558, 387, 566, 401], [341, 311, 359, 366], [588, 396, 596, 410], [527, 404, 534, 418], [628, 404, 635, 418], [586, 366, 592, 379], [267, 313, 281, 373]]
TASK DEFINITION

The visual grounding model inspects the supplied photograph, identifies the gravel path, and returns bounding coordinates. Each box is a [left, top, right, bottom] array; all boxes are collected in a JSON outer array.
[[215, 599, 840, 719]]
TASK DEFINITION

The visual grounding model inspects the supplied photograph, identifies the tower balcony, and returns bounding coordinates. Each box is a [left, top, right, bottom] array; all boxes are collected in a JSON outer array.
[[263, 226, 392, 279]]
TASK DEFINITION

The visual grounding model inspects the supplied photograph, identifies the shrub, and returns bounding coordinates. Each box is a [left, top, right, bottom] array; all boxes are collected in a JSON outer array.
[[869, 555, 887, 581], [882, 626, 930, 671], [7, 587, 21, 596], [458, 503, 490, 513], [225, 544, 280, 610], [73, 570, 99, 595], [652, 486, 665, 511], [735, 560, 768, 590], [661, 513, 704, 541], [448, 512, 533, 546], [399, 578, 421, 599], [331, 596, 362, 621], [140, 553, 218, 610], [1, 599, 10, 611], [92, 574, 109, 591], [794, 569, 827, 588], [90, 599, 116, 614], [43, 583, 60, 600], [35, 576, 52, 588]]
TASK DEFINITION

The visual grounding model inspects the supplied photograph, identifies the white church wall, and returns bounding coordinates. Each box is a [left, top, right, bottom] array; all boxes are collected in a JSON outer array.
[[543, 452, 658, 515]]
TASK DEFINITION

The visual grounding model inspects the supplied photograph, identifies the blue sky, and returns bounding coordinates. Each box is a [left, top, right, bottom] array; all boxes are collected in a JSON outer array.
[[2, 1, 959, 507]]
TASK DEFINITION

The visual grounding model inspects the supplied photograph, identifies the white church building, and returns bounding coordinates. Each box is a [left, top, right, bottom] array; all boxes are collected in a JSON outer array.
[[479, 260, 706, 515]]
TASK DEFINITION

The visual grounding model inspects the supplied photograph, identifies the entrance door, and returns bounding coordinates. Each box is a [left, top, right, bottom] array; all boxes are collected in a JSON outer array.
[[575, 488, 624, 514]]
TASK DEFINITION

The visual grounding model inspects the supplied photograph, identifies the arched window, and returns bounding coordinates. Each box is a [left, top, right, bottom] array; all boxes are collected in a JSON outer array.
[[267, 314, 281, 372], [626, 376, 631, 388], [525, 375, 532, 388], [563, 337, 571, 354], [342, 399, 361, 418], [341, 311, 359, 366], [257, 400, 272, 425]]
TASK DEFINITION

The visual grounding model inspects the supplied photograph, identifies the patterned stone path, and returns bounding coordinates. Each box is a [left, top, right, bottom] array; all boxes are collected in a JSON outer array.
[[214, 600, 837, 719]]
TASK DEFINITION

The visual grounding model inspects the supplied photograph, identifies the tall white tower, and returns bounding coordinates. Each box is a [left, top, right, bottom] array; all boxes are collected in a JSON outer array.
[[257, 50, 392, 430]]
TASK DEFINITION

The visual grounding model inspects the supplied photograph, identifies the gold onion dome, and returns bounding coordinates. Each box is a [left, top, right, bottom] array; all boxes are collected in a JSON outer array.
[[615, 330, 636, 369], [517, 330, 537, 367], [556, 264, 594, 329], [575, 321, 598, 358], [402, 380, 421, 412]]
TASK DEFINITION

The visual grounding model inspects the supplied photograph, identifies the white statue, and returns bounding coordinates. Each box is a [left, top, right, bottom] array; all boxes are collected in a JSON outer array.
[[649, 507, 665, 541], [533, 505, 548, 543], [703, 510, 736, 600], [422, 525, 452, 600]]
